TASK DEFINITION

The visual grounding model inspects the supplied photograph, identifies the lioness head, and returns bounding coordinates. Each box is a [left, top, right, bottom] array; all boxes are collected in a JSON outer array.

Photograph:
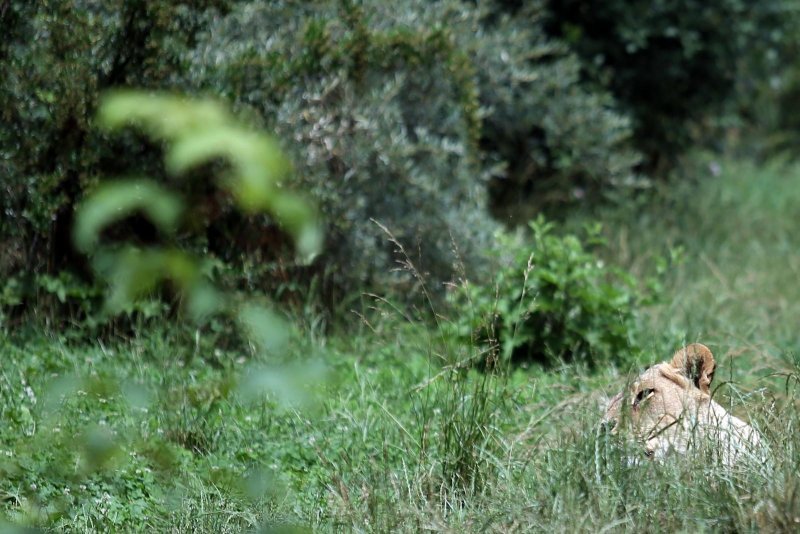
[[603, 343, 761, 465]]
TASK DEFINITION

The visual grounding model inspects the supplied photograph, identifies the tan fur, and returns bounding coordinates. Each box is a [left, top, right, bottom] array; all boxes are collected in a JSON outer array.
[[603, 343, 762, 466]]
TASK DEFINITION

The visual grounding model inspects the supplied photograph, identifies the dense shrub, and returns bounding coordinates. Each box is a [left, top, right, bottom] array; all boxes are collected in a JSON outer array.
[[543, 0, 753, 172], [1, 0, 642, 318], [451, 218, 644, 367], [473, 2, 641, 219], [0, 0, 235, 317], [734, 2, 800, 159], [187, 0, 640, 293]]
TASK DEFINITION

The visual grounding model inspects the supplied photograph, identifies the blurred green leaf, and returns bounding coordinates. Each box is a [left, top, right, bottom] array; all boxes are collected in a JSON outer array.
[[99, 248, 203, 314], [238, 303, 290, 354], [240, 467, 282, 502], [139, 438, 185, 476], [237, 361, 326, 407], [39, 374, 82, 416], [185, 283, 224, 323], [73, 180, 184, 253], [98, 91, 230, 139], [268, 193, 323, 263], [79, 425, 121, 473], [92, 90, 322, 274], [166, 128, 290, 184], [121, 382, 153, 411]]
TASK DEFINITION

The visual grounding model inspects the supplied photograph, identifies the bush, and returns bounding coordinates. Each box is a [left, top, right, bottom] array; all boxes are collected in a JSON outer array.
[[544, 0, 753, 172], [734, 2, 800, 159], [0, 0, 234, 320], [451, 218, 644, 367], [1, 0, 644, 319], [473, 2, 641, 219], [187, 0, 492, 297], [187, 0, 640, 294]]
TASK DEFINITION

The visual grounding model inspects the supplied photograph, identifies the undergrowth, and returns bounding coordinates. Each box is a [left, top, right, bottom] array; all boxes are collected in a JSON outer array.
[[2, 156, 800, 531]]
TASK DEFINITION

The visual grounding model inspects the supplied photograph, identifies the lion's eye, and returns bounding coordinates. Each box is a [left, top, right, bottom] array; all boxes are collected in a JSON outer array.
[[634, 388, 655, 406]]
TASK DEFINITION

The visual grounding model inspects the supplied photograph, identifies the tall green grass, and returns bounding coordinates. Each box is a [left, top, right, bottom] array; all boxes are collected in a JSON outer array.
[[595, 158, 800, 383], [2, 157, 800, 531], [315, 157, 800, 530]]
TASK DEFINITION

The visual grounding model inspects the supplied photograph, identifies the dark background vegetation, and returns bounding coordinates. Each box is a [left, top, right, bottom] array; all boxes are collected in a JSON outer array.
[[3, 0, 795, 323], [2, 0, 800, 530]]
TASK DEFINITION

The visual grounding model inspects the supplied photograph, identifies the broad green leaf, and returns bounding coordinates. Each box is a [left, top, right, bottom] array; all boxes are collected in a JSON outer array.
[[166, 128, 290, 180], [101, 248, 200, 313], [99, 91, 230, 139], [268, 193, 323, 263], [74, 180, 184, 252]]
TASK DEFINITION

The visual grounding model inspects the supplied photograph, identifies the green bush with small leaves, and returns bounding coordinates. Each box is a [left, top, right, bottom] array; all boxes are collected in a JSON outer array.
[[452, 218, 645, 367], [0, 0, 236, 322], [186, 0, 641, 294], [0, 0, 647, 320]]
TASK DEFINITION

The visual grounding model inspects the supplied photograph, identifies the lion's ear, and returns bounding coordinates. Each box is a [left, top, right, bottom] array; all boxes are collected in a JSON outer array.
[[670, 343, 716, 393]]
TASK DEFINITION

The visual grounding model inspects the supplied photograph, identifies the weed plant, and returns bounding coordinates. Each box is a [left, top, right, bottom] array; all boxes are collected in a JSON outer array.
[[450, 217, 649, 369]]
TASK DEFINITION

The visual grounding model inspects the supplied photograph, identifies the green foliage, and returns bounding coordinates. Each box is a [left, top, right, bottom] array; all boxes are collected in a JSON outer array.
[[72, 92, 327, 425], [0, 332, 304, 531], [0, 0, 789, 317], [188, 0, 492, 293], [473, 2, 641, 218], [544, 0, 753, 171], [187, 0, 641, 292], [0, 0, 646, 314], [75, 92, 319, 328], [734, 2, 800, 159], [1, 157, 800, 530], [0, 0, 236, 320], [73, 180, 184, 253], [94, 91, 321, 260], [452, 218, 644, 367]]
